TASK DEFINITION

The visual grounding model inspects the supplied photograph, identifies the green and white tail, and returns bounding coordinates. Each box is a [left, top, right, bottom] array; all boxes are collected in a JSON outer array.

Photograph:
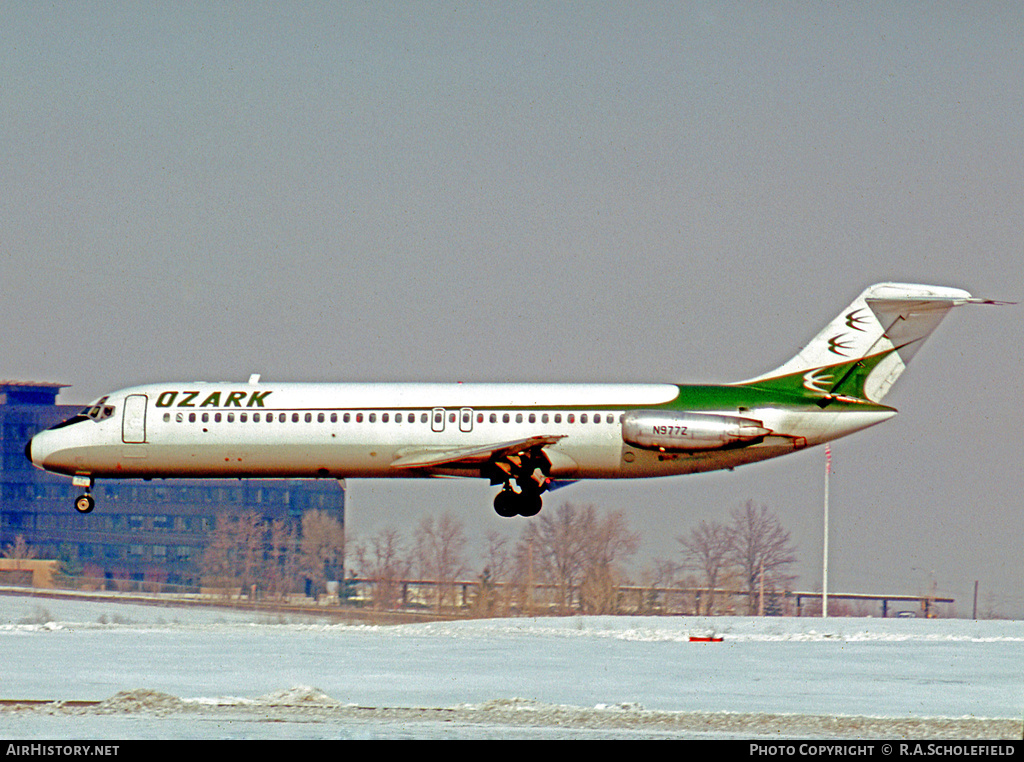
[[738, 282, 986, 403]]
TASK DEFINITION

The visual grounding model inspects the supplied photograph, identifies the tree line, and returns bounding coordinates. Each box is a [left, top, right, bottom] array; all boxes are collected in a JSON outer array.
[[346, 499, 798, 616], [199, 509, 344, 599], [5, 499, 798, 614]]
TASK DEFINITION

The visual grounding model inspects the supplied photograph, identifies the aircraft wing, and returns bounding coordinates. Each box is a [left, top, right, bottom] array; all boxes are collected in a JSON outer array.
[[389, 435, 566, 470]]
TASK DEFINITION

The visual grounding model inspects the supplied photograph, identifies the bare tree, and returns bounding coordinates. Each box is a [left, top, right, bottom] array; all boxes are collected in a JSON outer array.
[[2, 534, 36, 562], [234, 510, 266, 597], [200, 513, 232, 594], [198, 510, 347, 601], [264, 518, 301, 599], [481, 530, 514, 585], [637, 558, 684, 614], [579, 509, 640, 614], [201, 511, 252, 596], [299, 510, 345, 599], [199, 510, 271, 597], [728, 501, 798, 614], [678, 519, 735, 614], [351, 526, 412, 610], [517, 502, 594, 613], [474, 530, 514, 616], [516, 503, 639, 614], [414, 512, 469, 612]]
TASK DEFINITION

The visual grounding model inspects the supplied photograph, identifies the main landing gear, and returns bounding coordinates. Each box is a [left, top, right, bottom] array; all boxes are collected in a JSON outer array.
[[490, 455, 551, 518], [481, 436, 566, 519], [493, 485, 543, 518]]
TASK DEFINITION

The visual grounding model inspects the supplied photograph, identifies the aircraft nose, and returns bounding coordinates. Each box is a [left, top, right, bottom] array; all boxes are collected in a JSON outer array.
[[25, 437, 33, 465]]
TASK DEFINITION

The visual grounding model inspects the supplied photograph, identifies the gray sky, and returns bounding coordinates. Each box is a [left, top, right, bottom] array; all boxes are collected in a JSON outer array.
[[4, 3, 1021, 616]]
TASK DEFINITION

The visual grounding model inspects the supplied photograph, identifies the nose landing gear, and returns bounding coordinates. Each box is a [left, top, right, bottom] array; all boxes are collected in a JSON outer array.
[[72, 475, 95, 514]]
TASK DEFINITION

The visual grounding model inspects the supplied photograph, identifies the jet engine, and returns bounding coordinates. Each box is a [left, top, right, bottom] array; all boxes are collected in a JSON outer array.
[[621, 410, 771, 452]]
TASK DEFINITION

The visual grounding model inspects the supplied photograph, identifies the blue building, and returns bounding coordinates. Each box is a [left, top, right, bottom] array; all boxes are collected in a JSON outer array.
[[0, 381, 344, 590]]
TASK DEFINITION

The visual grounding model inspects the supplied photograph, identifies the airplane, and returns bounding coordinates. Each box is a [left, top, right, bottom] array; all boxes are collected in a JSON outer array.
[[26, 282, 1004, 518]]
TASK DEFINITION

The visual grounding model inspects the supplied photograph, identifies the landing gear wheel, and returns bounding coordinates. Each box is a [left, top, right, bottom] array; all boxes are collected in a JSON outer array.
[[75, 494, 95, 514], [518, 491, 543, 517], [493, 489, 519, 518], [493, 487, 544, 518]]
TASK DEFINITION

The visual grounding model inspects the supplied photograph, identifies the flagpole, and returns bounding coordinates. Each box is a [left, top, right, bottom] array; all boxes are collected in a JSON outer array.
[[822, 444, 830, 618]]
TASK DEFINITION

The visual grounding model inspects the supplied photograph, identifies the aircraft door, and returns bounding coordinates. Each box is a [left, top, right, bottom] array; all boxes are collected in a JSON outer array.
[[122, 394, 148, 444], [431, 407, 446, 433]]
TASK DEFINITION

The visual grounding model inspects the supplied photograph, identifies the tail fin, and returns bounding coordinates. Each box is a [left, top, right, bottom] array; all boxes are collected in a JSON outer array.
[[738, 283, 985, 403]]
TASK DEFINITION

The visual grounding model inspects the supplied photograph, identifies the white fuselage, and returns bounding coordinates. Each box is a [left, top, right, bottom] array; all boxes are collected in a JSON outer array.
[[27, 380, 895, 484]]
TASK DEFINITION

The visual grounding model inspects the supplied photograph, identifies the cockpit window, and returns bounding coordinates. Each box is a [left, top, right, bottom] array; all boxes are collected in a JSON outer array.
[[52, 397, 116, 429], [80, 403, 116, 421]]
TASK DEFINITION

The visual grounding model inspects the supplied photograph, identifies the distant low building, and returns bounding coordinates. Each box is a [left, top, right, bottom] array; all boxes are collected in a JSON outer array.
[[0, 381, 344, 590]]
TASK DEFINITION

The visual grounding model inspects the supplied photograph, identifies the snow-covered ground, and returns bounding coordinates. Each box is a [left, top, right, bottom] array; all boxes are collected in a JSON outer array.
[[0, 592, 1021, 739]]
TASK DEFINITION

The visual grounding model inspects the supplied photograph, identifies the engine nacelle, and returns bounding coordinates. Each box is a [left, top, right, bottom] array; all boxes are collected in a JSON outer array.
[[621, 410, 771, 452]]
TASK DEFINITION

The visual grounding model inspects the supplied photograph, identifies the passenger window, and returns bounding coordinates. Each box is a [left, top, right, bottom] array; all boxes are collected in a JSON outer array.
[[331, 413, 337, 423], [343, 413, 351, 423], [382, 413, 389, 423], [176, 413, 183, 423], [318, 412, 325, 423], [567, 414, 575, 424], [356, 413, 363, 423], [528, 413, 536, 424], [369, 413, 377, 423], [421, 412, 428, 423], [554, 414, 562, 424], [580, 414, 588, 424], [516, 413, 523, 423], [502, 413, 510, 423], [241, 413, 248, 423], [226, 413, 234, 423], [163, 413, 170, 423], [542, 413, 549, 424], [395, 413, 403, 423], [189, 413, 197, 423]]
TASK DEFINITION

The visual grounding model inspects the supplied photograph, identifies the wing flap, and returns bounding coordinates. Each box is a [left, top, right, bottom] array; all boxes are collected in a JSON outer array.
[[389, 435, 566, 470]]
